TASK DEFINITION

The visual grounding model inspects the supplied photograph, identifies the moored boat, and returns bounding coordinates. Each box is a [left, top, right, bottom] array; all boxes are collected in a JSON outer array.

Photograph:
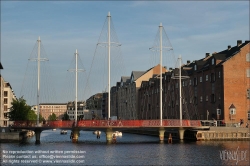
[[61, 130, 67, 134], [113, 131, 122, 137], [93, 130, 101, 135]]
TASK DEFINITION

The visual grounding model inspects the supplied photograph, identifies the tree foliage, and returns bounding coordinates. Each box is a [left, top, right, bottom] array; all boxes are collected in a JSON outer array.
[[48, 113, 57, 121], [62, 112, 69, 120], [8, 97, 45, 122], [8, 97, 34, 121]]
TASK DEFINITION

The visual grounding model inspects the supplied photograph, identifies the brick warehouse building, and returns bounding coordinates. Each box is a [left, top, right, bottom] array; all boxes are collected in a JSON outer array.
[[136, 40, 249, 125], [138, 68, 199, 120], [111, 64, 167, 120]]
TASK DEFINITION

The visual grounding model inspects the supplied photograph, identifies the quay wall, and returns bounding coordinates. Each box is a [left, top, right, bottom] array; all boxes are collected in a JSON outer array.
[[0, 128, 34, 143], [196, 127, 250, 141], [123, 127, 250, 141]]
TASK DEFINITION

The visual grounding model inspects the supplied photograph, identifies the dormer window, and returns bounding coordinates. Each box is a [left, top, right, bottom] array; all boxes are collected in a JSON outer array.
[[211, 58, 215, 65], [131, 75, 134, 83], [194, 65, 197, 71]]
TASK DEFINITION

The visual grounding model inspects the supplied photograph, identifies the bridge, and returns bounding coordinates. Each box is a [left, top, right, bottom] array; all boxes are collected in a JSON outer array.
[[11, 119, 208, 144]]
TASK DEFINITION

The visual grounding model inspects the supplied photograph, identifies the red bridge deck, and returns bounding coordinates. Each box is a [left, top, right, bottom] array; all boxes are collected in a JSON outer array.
[[11, 119, 202, 129]]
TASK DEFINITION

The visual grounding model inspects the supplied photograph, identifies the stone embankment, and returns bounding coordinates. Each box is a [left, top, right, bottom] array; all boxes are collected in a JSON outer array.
[[123, 127, 250, 141], [196, 127, 250, 141], [0, 128, 35, 143]]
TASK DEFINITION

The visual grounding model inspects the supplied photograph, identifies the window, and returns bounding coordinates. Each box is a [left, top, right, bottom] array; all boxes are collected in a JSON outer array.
[[217, 109, 221, 115], [212, 58, 215, 65], [247, 53, 250, 62], [194, 97, 197, 105], [206, 75, 208, 81], [189, 80, 192, 85], [210, 73, 215, 82], [211, 94, 215, 103], [194, 77, 197, 86], [200, 96, 203, 102], [248, 111, 250, 120], [230, 108, 236, 115], [4, 98, 7, 104], [194, 65, 197, 71], [206, 95, 208, 101], [4, 91, 8, 97], [247, 69, 250, 78], [218, 71, 221, 78], [200, 76, 202, 82], [247, 89, 250, 99]]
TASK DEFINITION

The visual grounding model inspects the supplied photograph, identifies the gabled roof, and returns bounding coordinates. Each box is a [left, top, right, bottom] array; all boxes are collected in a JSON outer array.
[[131, 71, 145, 81], [120, 76, 130, 84], [216, 40, 249, 64], [229, 103, 236, 109], [198, 40, 249, 71]]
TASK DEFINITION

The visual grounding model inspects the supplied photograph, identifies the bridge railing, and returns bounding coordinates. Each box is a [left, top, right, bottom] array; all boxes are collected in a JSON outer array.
[[10, 119, 201, 128]]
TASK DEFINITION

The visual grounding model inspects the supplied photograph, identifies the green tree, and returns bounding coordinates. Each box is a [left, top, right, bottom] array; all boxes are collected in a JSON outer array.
[[27, 109, 37, 121], [8, 97, 33, 121], [62, 112, 69, 120], [48, 113, 57, 121], [39, 114, 45, 122]]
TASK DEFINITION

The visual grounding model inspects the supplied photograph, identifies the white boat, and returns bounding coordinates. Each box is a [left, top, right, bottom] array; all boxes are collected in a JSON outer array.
[[93, 130, 101, 135], [113, 131, 122, 137], [52, 129, 56, 131], [61, 130, 67, 134]]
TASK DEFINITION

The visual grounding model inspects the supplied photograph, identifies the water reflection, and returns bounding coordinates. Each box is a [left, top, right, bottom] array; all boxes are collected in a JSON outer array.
[[0, 130, 249, 165]]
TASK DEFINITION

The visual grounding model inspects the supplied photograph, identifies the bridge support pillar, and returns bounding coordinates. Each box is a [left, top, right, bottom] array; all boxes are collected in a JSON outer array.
[[34, 129, 42, 144], [105, 128, 113, 143], [179, 129, 185, 140], [72, 128, 79, 143], [158, 128, 165, 141]]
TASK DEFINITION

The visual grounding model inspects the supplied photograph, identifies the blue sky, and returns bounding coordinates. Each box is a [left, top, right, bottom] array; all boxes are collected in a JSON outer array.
[[1, 1, 249, 104]]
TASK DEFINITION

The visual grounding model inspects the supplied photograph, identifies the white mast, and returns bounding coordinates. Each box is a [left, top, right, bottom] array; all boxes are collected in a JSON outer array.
[[108, 11, 111, 119], [75, 49, 78, 126], [37, 36, 41, 126], [159, 23, 163, 126], [67, 49, 84, 125], [179, 55, 182, 126]]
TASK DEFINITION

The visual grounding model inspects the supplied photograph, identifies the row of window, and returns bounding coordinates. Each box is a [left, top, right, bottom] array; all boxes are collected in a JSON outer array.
[[69, 112, 84, 115], [40, 110, 65, 113], [40, 106, 66, 108]]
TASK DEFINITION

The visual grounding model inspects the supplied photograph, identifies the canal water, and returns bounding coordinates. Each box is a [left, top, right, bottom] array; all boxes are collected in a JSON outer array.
[[0, 130, 249, 165]]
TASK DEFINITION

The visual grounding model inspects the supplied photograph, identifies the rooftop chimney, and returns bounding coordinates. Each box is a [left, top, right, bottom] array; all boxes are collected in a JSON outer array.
[[228, 45, 231, 50], [237, 40, 242, 47], [187, 60, 190, 64], [206, 53, 210, 57]]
